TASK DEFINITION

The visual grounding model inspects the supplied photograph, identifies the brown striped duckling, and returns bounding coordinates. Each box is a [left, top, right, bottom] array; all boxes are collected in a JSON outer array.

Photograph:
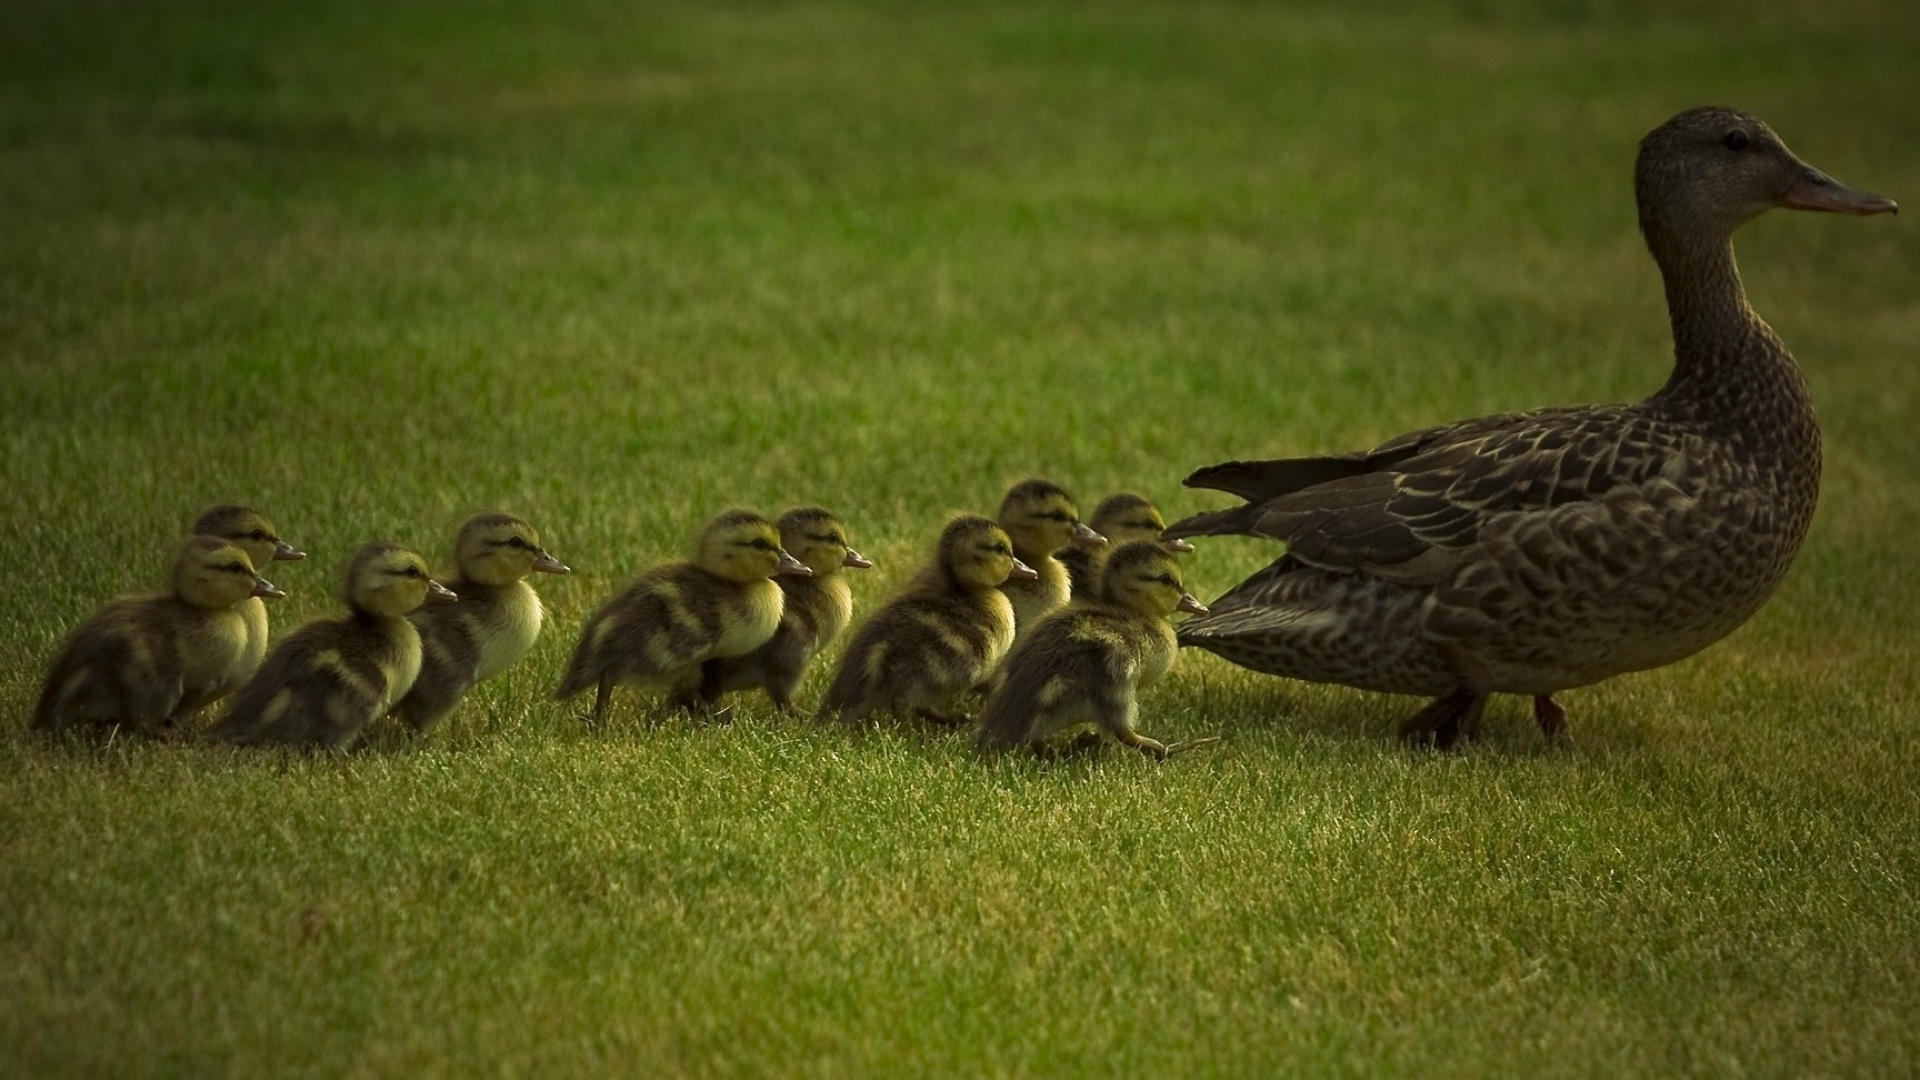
[[702, 506, 872, 714], [555, 509, 809, 723], [995, 478, 1105, 643], [209, 542, 455, 750], [32, 536, 285, 737], [191, 504, 305, 678], [393, 512, 569, 735], [817, 514, 1035, 726], [1059, 492, 1195, 600], [978, 540, 1215, 759]]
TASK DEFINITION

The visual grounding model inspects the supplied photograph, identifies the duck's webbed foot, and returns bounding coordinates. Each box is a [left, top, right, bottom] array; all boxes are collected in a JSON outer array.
[[1398, 688, 1487, 750], [915, 708, 971, 727], [1532, 694, 1569, 742]]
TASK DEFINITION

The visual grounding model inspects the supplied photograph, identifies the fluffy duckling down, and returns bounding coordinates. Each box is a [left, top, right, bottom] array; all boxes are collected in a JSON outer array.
[[995, 478, 1105, 642], [1059, 492, 1195, 601], [33, 536, 285, 737], [191, 504, 305, 680], [210, 542, 455, 750], [555, 509, 809, 723], [817, 514, 1035, 726], [393, 512, 569, 735], [702, 506, 871, 714], [978, 540, 1215, 759]]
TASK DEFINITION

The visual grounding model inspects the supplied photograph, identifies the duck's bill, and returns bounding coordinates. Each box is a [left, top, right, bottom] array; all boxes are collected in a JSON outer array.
[[1160, 536, 1197, 554], [841, 549, 874, 570], [427, 579, 459, 603], [273, 541, 307, 561], [251, 577, 286, 600], [533, 552, 571, 574], [1071, 523, 1108, 548], [776, 551, 813, 576], [1177, 593, 1210, 616], [1007, 557, 1039, 581], [1782, 169, 1898, 215]]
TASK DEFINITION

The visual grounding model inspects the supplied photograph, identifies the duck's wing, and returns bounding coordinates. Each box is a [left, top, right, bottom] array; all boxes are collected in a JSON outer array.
[[1168, 405, 1691, 586]]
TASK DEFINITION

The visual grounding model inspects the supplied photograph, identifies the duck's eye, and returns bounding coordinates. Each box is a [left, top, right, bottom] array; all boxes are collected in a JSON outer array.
[[507, 536, 527, 549], [1723, 130, 1750, 152], [750, 539, 774, 552], [227, 562, 247, 573], [402, 567, 421, 578], [250, 529, 268, 541], [1159, 574, 1178, 586]]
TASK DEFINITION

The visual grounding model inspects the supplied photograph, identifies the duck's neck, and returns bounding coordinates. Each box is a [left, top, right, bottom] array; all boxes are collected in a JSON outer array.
[[1646, 226, 1807, 426]]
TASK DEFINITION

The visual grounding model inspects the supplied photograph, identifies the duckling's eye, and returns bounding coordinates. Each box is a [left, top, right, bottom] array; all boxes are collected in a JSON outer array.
[[401, 567, 421, 578], [506, 537, 528, 550], [1723, 130, 1750, 153], [226, 562, 247, 573], [1158, 574, 1178, 586], [250, 529, 268, 541], [749, 539, 774, 552], [990, 543, 1009, 555]]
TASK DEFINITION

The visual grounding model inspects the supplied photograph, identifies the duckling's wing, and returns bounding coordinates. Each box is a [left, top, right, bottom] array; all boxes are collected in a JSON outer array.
[[1171, 404, 1689, 586]]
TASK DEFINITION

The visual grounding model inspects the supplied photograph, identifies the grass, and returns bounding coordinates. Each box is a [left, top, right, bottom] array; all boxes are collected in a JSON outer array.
[[3, 0, 1919, 1076]]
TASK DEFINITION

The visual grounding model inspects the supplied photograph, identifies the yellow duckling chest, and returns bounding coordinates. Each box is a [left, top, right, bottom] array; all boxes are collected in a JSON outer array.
[[181, 606, 257, 691], [471, 581, 544, 682], [383, 622, 426, 703], [1131, 620, 1180, 689], [714, 579, 785, 659]]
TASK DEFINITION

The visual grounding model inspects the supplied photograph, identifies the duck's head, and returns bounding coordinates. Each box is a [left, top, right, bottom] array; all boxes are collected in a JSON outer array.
[[192, 504, 304, 572], [776, 506, 873, 576], [1099, 540, 1208, 619], [937, 514, 1037, 590], [172, 536, 285, 610], [694, 509, 811, 583], [344, 542, 456, 618], [997, 479, 1105, 559], [1635, 106, 1896, 242], [1089, 492, 1195, 555], [453, 511, 569, 587]]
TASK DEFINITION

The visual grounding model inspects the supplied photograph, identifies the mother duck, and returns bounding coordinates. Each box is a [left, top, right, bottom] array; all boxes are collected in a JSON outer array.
[[1167, 106, 1896, 746]]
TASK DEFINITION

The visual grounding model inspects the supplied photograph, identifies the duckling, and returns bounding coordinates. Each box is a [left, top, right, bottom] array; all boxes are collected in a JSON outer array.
[[979, 540, 1216, 759], [995, 479, 1106, 642], [702, 506, 872, 714], [392, 512, 570, 735], [32, 537, 285, 737], [1059, 492, 1197, 600], [209, 542, 455, 750], [555, 510, 810, 723], [190, 504, 306, 680], [817, 514, 1036, 726]]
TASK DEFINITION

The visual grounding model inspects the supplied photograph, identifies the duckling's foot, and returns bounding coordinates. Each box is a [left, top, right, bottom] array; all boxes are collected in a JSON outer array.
[[1532, 695, 1569, 742], [1398, 689, 1486, 750], [1163, 736, 1222, 758], [915, 708, 972, 727]]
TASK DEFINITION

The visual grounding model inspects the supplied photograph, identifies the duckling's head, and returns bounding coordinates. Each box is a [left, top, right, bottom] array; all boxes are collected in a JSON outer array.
[[172, 536, 286, 610], [1089, 492, 1195, 554], [192, 504, 305, 571], [694, 510, 811, 583], [1635, 106, 1896, 245], [343, 542, 457, 618], [776, 507, 873, 576], [937, 514, 1037, 590], [1099, 540, 1208, 620], [997, 479, 1105, 559], [452, 511, 570, 587]]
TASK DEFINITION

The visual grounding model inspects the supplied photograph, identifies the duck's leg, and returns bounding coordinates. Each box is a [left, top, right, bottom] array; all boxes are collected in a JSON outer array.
[[1532, 695, 1568, 741], [588, 673, 615, 725], [1398, 688, 1487, 750]]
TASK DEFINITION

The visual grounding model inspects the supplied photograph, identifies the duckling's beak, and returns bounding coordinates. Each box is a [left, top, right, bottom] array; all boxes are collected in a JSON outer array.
[[841, 549, 874, 570], [1071, 523, 1107, 548], [533, 551, 571, 574], [1177, 593, 1210, 617], [273, 541, 307, 561], [776, 550, 813, 577], [1160, 536, 1197, 554], [426, 579, 459, 603], [1781, 166, 1898, 216], [251, 576, 286, 600], [1007, 557, 1039, 581]]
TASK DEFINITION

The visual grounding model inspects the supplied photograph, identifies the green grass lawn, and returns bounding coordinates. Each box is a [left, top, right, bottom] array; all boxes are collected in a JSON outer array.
[[4, 1, 1918, 1076]]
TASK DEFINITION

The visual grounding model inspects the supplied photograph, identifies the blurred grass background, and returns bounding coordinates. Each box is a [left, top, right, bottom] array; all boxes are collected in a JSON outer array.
[[2, 1, 1917, 1076]]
